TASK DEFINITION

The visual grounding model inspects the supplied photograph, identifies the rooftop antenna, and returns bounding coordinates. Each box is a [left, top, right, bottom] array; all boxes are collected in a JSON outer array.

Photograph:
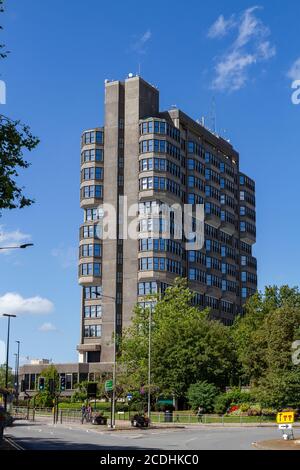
[[210, 96, 217, 134], [138, 63, 141, 76]]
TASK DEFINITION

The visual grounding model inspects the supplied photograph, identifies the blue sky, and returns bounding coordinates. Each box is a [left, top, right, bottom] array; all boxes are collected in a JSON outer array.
[[0, 0, 300, 365]]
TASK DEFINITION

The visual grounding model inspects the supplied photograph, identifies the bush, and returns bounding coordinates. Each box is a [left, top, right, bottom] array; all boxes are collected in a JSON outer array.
[[261, 407, 277, 417], [214, 388, 252, 414], [239, 403, 250, 412], [187, 381, 219, 413], [247, 404, 262, 416]]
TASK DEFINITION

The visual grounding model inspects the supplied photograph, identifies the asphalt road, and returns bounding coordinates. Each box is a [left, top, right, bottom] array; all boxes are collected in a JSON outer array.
[[5, 420, 296, 450]]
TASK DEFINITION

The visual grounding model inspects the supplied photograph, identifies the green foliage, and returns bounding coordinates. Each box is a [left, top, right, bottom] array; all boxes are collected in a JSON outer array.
[[233, 286, 300, 384], [232, 285, 300, 409], [121, 278, 238, 401], [187, 381, 218, 412], [0, 364, 13, 389], [251, 370, 300, 409], [0, 3, 39, 214], [213, 388, 252, 414], [34, 365, 59, 407]]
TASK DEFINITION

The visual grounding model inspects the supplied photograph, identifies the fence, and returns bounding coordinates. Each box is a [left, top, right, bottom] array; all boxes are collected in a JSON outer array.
[[11, 406, 282, 426]]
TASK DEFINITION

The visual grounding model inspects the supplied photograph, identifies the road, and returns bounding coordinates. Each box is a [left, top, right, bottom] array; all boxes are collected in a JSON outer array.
[[4, 420, 295, 450]]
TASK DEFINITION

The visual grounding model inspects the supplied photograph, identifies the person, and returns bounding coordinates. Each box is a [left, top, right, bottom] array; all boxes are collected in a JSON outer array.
[[197, 406, 204, 423], [87, 404, 92, 422], [81, 404, 87, 424]]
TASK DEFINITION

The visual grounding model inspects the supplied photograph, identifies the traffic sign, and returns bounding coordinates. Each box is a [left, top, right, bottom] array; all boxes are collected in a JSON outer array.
[[127, 393, 133, 401], [105, 379, 113, 392], [278, 424, 293, 430], [276, 411, 295, 424]]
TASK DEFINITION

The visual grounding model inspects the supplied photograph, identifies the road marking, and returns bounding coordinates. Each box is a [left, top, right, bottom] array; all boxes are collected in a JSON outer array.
[[4, 436, 25, 451]]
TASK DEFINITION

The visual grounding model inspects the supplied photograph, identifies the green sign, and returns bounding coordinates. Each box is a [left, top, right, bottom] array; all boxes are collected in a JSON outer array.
[[105, 380, 113, 392]]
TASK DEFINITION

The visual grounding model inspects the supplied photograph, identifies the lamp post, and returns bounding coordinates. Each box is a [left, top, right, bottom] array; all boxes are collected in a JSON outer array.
[[96, 292, 116, 428], [15, 341, 20, 403], [0, 243, 31, 410], [147, 306, 152, 424], [2, 314, 17, 411]]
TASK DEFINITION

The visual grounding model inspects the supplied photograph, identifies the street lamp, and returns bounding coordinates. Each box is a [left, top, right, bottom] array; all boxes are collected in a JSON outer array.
[[15, 341, 20, 402], [147, 307, 152, 423], [0, 243, 34, 250], [95, 292, 117, 428], [2, 313, 17, 411]]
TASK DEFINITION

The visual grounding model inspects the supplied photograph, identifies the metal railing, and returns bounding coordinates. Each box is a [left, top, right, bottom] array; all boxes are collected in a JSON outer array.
[[11, 407, 290, 426]]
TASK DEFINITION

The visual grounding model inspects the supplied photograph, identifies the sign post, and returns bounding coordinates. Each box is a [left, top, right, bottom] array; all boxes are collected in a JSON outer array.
[[276, 411, 295, 440], [105, 380, 114, 428]]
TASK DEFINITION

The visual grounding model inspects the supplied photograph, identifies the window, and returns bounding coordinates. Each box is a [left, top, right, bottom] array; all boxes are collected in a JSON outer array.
[[82, 185, 103, 199], [83, 131, 104, 145], [84, 286, 102, 299], [82, 225, 100, 239], [84, 305, 102, 318], [80, 263, 101, 276], [82, 167, 103, 181], [241, 255, 247, 266], [188, 268, 206, 283], [82, 149, 103, 162], [138, 282, 158, 296], [85, 208, 103, 222], [84, 325, 102, 337], [80, 243, 101, 258]]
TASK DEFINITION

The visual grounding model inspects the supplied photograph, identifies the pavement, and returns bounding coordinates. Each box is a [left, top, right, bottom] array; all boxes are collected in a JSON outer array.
[[4, 419, 300, 450]]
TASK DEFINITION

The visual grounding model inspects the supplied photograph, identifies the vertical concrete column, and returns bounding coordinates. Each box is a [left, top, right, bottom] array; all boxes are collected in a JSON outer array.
[[122, 77, 159, 327], [101, 81, 124, 363]]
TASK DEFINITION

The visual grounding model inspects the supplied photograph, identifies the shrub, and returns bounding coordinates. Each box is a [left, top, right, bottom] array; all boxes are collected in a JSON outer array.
[[247, 404, 262, 416], [187, 381, 219, 413], [214, 388, 252, 414], [239, 403, 250, 412]]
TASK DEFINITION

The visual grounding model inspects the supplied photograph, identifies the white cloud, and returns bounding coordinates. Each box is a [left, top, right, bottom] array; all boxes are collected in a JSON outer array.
[[131, 29, 152, 54], [208, 6, 276, 92], [0, 292, 54, 315], [38, 322, 57, 332], [0, 225, 31, 254], [287, 58, 300, 81], [51, 245, 77, 269], [208, 14, 236, 39]]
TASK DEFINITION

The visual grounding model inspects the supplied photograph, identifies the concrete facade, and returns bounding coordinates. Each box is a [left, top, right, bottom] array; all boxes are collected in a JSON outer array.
[[76, 75, 257, 368]]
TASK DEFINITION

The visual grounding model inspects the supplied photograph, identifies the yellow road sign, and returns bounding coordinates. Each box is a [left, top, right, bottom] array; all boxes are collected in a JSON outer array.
[[276, 411, 295, 424]]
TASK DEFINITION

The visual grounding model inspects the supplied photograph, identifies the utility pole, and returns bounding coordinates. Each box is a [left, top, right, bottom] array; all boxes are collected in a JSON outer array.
[[147, 307, 152, 424], [2, 314, 17, 411], [15, 341, 20, 405]]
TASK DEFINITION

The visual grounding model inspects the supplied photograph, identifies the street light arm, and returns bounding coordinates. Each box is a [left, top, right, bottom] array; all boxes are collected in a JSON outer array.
[[0, 243, 34, 250]]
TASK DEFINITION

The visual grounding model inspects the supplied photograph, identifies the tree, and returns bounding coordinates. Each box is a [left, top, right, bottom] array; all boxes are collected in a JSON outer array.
[[187, 381, 218, 413], [121, 279, 238, 403], [0, 1, 39, 214], [0, 363, 13, 389], [233, 285, 300, 409], [232, 286, 300, 384], [35, 365, 59, 407]]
